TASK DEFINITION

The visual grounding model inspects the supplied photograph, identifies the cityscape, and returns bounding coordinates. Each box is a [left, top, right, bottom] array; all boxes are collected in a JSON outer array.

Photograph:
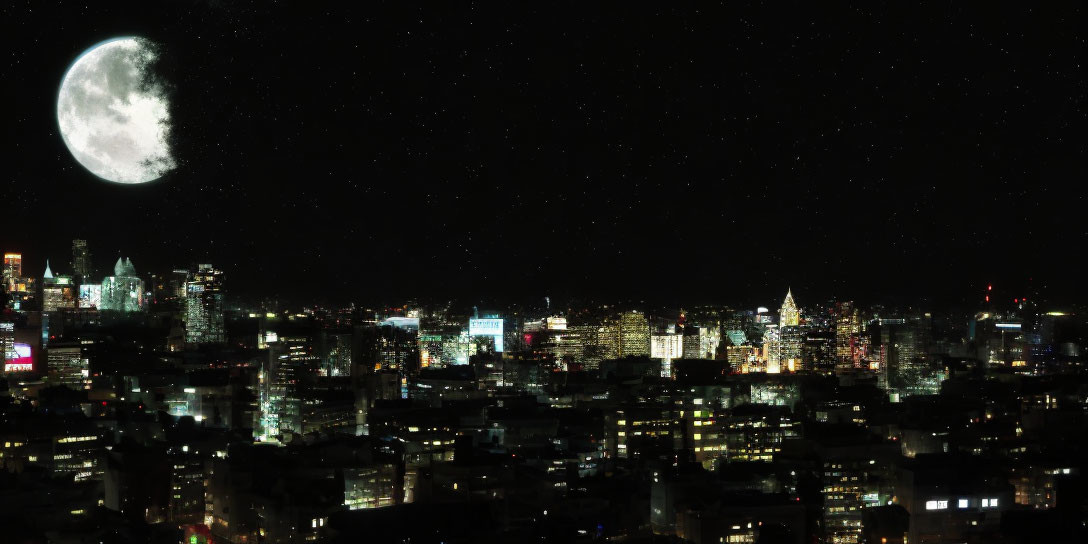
[[4, 2, 1087, 544], [2, 242, 1087, 543]]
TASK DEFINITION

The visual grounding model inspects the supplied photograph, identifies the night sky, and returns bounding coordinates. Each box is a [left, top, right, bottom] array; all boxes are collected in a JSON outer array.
[[2, 3, 1085, 308]]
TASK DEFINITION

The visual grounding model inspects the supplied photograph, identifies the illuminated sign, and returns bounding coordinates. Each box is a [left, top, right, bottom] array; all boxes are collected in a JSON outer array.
[[469, 318, 504, 352], [380, 317, 420, 329], [78, 284, 101, 308], [995, 323, 1021, 330], [546, 317, 568, 331], [4, 342, 32, 372], [469, 318, 503, 336]]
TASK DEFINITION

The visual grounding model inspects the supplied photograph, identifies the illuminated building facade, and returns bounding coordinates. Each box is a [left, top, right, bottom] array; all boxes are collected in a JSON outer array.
[[835, 301, 862, 370], [603, 311, 650, 359], [762, 325, 781, 373], [344, 464, 399, 510], [682, 325, 721, 359], [468, 317, 504, 352], [100, 257, 145, 312], [78, 284, 101, 309], [321, 331, 353, 376], [779, 325, 804, 372], [42, 260, 77, 312], [722, 407, 799, 462], [651, 332, 683, 360], [184, 264, 225, 344], [257, 335, 320, 440], [3, 252, 22, 292], [1, 322, 15, 364], [779, 288, 800, 327], [47, 341, 91, 389]]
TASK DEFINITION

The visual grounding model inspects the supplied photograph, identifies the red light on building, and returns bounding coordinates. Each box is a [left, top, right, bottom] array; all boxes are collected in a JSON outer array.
[[985, 295, 990, 303], [987, 284, 993, 291]]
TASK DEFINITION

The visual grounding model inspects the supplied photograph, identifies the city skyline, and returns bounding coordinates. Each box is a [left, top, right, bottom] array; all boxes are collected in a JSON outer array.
[[2, 4, 1086, 543], [3, 3, 1084, 305], [0, 239, 1072, 311]]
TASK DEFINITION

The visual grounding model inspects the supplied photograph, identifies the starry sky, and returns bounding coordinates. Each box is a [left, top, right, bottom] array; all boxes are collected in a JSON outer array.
[[2, 2, 1085, 308]]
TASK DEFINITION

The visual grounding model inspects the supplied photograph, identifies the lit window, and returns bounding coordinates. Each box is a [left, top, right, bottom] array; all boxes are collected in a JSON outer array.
[[958, 499, 969, 508], [925, 500, 948, 510]]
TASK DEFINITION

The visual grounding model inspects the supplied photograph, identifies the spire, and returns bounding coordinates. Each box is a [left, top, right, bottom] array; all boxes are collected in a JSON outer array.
[[114, 257, 125, 276], [782, 288, 797, 310], [779, 287, 800, 326], [44, 259, 53, 279]]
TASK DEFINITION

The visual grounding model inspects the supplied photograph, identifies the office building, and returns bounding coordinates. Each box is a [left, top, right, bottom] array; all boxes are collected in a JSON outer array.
[[185, 264, 225, 344], [100, 257, 145, 312]]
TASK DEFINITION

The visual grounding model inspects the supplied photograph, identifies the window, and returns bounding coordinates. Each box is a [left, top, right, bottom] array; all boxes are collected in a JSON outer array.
[[958, 499, 969, 508], [982, 498, 998, 508], [925, 500, 948, 510]]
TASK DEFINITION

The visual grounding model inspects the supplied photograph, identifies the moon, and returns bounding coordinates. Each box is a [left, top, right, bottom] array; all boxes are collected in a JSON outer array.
[[57, 37, 174, 184]]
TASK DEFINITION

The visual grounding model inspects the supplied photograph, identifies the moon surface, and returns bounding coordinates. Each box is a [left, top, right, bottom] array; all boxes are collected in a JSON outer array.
[[57, 37, 174, 184]]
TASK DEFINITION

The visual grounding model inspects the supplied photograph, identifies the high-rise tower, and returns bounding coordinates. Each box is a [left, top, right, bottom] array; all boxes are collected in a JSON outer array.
[[185, 264, 225, 344], [779, 288, 800, 327], [100, 257, 145, 312], [3, 253, 22, 292], [71, 239, 93, 283]]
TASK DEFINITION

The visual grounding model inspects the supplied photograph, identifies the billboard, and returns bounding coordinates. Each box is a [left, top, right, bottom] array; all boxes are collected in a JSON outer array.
[[469, 318, 504, 352], [469, 318, 503, 336], [4, 342, 33, 372], [79, 284, 101, 309], [380, 317, 420, 330]]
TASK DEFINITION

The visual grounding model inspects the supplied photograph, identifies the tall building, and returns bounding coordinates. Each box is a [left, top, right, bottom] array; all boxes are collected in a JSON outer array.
[[258, 335, 321, 440], [779, 325, 804, 372], [605, 311, 650, 358], [762, 325, 782, 373], [3, 253, 23, 292], [835, 301, 861, 369], [651, 332, 683, 360], [71, 239, 92, 282], [185, 264, 225, 344], [100, 257, 145, 312], [42, 260, 76, 313], [681, 325, 721, 359], [779, 288, 800, 327], [46, 340, 90, 389], [1, 322, 14, 363], [321, 331, 353, 376]]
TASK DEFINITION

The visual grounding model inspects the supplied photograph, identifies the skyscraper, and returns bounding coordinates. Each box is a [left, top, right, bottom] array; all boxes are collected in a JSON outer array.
[[3, 253, 22, 292], [835, 301, 862, 369], [605, 310, 650, 358], [41, 260, 76, 313], [779, 288, 800, 327], [185, 264, 225, 344], [71, 239, 92, 282], [100, 257, 145, 312]]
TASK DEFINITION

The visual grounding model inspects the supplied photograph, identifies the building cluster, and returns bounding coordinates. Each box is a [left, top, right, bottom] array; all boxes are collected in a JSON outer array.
[[1, 242, 1087, 543]]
